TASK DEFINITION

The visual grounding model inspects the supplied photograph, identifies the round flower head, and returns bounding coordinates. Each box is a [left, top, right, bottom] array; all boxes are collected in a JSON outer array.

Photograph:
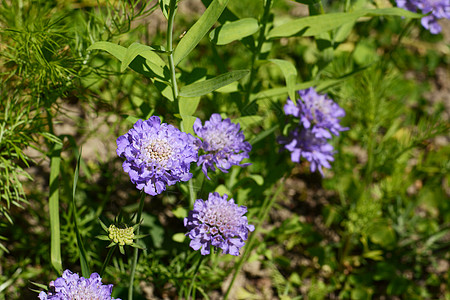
[[117, 116, 199, 196], [396, 0, 450, 34], [285, 88, 347, 139], [193, 114, 252, 179], [38, 269, 120, 300], [184, 192, 255, 256], [278, 128, 335, 176]]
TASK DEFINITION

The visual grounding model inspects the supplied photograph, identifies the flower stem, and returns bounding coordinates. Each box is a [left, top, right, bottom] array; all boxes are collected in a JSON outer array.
[[244, 0, 272, 104], [128, 192, 146, 300], [223, 178, 285, 300], [167, 0, 178, 102], [187, 253, 205, 300], [100, 245, 116, 277]]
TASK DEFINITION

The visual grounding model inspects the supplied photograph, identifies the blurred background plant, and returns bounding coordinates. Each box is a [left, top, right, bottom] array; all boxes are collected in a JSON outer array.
[[0, 0, 449, 299]]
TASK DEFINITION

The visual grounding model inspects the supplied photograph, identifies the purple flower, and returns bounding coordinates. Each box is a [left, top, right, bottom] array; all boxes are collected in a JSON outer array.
[[396, 0, 450, 34], [117, 116, 198, 196], [278, 128, 335, 176], [184, 192, 255, 256], [285, 88, 347, 139], [38, 269, 120, 300], [193, 114, 251, 179]]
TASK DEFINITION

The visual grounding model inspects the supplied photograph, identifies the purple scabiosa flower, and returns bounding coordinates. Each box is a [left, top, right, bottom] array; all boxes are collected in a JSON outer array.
[[117, 116, 198, 196], [285, 88, 347, 139], [396, 0, 450, 34], [184, 192, 255, 256], [193, 114, 251, 179], [278, 128, 335, 176], [38, 269, 120, 300]]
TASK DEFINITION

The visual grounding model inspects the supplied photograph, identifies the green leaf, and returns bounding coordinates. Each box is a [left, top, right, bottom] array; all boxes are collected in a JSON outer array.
[[120, 42, 166, 77], [172, 206, 188, 219], [72, 149, 91, 277], [87, 41, 126, 61], [215, 184, 232, 196], [249, 174, 264, 186], [172, 233, 187, 243], [179, 70, 249, 97], [267, 8, 421, 39], [179, 96, 200, 117], [233, 115, 263, 130], [181, 115, 197, 136], [209, 18, 259, 45], [269, 59, 297, 101], [268, 11, 364, 39], [159, 0, 171, 19], [173, 0, 229, 65], [368, 222, 396, 249], [250, 80, 316, 101], [49, 141, 63, 274], [365, 7, 422, 18]]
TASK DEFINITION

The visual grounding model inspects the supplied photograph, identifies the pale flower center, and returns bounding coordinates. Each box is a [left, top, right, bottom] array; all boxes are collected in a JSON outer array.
[[71, 286, 102, 300], [310, 97, 330, 122], [200, 203, 240, 235], [142, 139, 173, 166], [204, 131, 232, 151]]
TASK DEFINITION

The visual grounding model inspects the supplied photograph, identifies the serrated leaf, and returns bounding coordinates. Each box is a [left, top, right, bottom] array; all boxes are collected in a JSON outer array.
[[210, 18, 259, 45], [87, 41, 126, 61], [269, 59, 298, 101], [179, 70, 249, 97], [174, 0, 229, 65]]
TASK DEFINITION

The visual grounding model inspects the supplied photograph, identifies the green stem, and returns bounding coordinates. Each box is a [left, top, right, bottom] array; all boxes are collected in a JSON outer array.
[[128, 192, 146, 300], [188, 178, 196, 208], [244, 0, 272, 104], [100, 246, 116, 277], [223, 178, 285, 300], [167, 0, 179, 102], [187, 254, 205, 300]]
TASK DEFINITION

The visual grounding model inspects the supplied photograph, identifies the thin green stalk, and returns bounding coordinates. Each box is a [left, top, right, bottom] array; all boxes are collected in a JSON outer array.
[[224, 178, 285, 300], [100, 246, 116, 277], [244, 0, 272, 103], [187, 254, 205, 300], [188, 179, 196, 208], [167, 0, 179, 102], [128, 192, 146, 300]]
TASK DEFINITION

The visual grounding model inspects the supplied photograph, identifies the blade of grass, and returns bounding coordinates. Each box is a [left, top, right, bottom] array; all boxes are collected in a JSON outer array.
[[49, 141, 63, 274], [72, 148, 91, 277]]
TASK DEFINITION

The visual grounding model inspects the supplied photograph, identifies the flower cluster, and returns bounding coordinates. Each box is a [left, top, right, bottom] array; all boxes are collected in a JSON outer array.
[[39, 269, 120, 300], [116, 116, 199, 196], [108, 224, 134, 246], [184, 192, 254, 256], [193, 114, 251, 179], [279, 88, 347, 175], [396, 0, 450, 34]]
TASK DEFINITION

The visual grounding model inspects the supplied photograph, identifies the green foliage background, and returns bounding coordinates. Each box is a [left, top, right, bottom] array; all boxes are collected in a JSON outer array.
[[0, 0, 448, 299]]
